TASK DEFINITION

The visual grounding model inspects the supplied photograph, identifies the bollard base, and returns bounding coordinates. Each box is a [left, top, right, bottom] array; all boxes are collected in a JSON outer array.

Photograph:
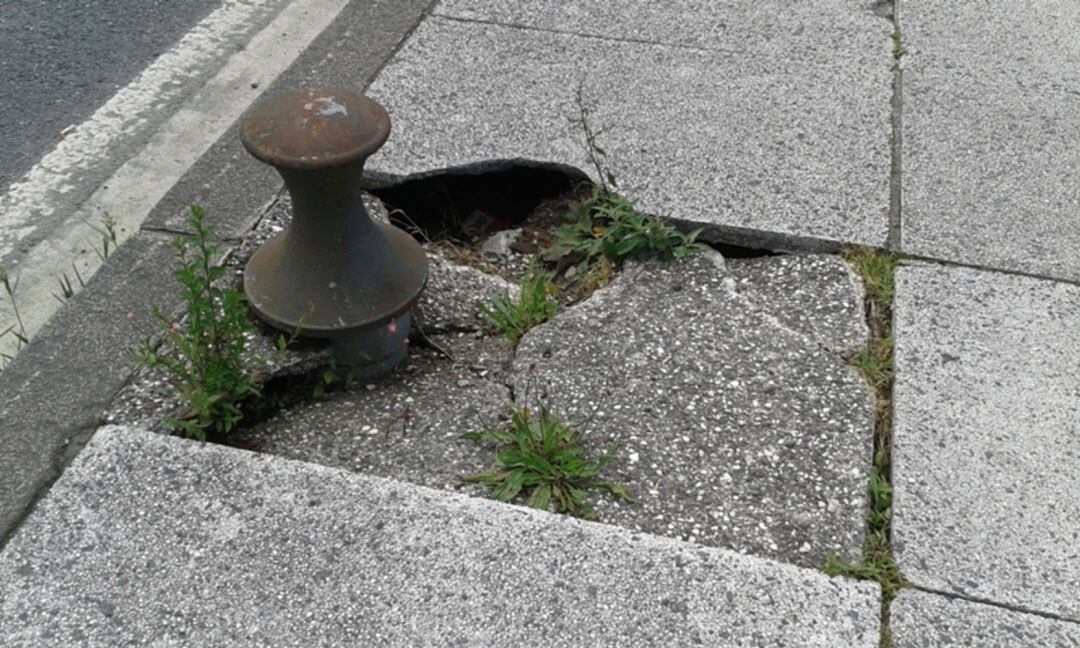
[[329, 312, 411, 379]]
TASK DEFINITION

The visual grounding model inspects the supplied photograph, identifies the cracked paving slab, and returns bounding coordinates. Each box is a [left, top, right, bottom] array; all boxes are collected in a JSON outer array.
[[891, 589, 1080, 647], [365, 14, 891, 246], [434, 0, 891, 60], [726, 253, 867, 355], [0, 426, 881, 647], [893, 262, 1080, 622], [510, 252, 873, 568], [234, 332, 513, 492], [228, 247, 871, 570]]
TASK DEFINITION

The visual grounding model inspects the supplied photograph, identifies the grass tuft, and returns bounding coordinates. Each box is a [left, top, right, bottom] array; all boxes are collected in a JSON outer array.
[[834, 247, 906, 646], [461, 405, 633, 520], [479, 269, 558, 343]]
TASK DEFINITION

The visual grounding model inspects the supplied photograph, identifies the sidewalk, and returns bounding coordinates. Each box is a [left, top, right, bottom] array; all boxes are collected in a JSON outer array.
[[2, 1, 1080, 646]]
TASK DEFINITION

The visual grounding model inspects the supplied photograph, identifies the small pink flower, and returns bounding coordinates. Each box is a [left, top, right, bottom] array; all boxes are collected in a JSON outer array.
[[170, 322, 182, 333], [126, 311, 136, 320], [387, 320, 397, 334]]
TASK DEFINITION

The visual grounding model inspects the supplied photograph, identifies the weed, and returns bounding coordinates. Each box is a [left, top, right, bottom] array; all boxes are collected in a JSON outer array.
[[570, 83, 617, 194], [549, 87, 706, 273], [825, 532, 905, 601], [138, 205, 258, 441], [478, 269, 558, 343], [891, 29, 908, 61], [553, 184, 707, 267], [461, 405, 633, 520], [842, 247, 901, 308], [832, 247, 906, 647], [86, 212, 119, 262], [0, 267, 28, 351], [51, 265, 86, 305], [851, 335, 894, 392], [312, 357, 358, 399]]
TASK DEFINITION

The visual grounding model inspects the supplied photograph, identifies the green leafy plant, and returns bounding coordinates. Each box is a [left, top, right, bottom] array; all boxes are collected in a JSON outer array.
[[0, 266, 28, 366], [891, 29, 908, 61], [85, 212, 119, 262], [842, 246, 901, 308], [549, 85, 706, 273], [139, 205, 258, 441], [478, 269, 558, 343], [52, 265, 86, 304], [313, 357, 358, 399], [554, 185, 706, 267], [461, 405, 633, 520]]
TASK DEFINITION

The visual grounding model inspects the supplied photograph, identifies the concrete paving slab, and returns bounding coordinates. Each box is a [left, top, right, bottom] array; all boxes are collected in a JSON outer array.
[[726, 253, 867, 354], [436, 0, 890, 63], [0, 234, 181, 541], [511, 252, 873, 568], [237, 334, 511, 492], [415, 251, 519, 334], [891, 589, 1080, 648], [366, 16, 892, 248], [892, 263, 1080, 622], [902, 1, 1080, 280], [0, 426, 881, 647]]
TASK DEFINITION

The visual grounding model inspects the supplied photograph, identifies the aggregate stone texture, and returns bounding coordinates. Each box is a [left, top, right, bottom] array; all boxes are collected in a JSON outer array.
[[413, 251, 519, 334], [436, 0, 890, 61], [236, 334, 512, 492], [726, 254, 867, 354], [365, 16, 891, 247], [891, 590, 1080, 648], [892, 263, 1080, 622], [902, 0, 1080, 280], [0, 426, 881, 647], [511, 252, 874, 568]]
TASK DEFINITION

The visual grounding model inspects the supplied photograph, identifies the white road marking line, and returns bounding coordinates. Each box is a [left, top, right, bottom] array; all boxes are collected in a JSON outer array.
[[0, 0, 356, 363]]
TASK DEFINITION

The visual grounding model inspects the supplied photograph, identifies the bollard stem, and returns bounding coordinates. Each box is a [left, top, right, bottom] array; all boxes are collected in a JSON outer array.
[[240, 87, 427, 373]]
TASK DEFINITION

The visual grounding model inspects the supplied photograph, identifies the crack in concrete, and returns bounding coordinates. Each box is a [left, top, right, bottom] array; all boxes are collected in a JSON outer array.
[[429, 12, 746, 58], [910, 584, 1080, 628]]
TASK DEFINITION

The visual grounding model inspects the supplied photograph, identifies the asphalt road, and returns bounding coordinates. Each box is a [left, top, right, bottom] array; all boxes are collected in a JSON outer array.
[[0, 0, 223, 192]]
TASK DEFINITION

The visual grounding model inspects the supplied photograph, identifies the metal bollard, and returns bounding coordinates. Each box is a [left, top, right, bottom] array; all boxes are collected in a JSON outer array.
[[240, 87, 427, 376]]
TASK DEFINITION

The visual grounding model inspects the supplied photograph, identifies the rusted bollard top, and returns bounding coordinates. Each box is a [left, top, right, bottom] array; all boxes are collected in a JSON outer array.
[[240, 87, 391, 170]]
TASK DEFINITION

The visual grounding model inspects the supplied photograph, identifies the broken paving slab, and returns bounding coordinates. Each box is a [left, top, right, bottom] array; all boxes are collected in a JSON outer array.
[[890, 589, 1080, 648], [902, 1, 1080, 281], [436, 0, 892, 64], [892, 263, 1080, 622], [0, 426, 881, 647], [726, 253, 867, 355], [413, 251, 519, 334], [366, 16, 891, 247], [235, 333, 512, 492], [510, 252, 874, 568]]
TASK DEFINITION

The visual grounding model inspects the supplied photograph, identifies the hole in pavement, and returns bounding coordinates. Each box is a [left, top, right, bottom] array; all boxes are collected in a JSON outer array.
[[367, 162, 586, 243], [366, 161, 778, 259]]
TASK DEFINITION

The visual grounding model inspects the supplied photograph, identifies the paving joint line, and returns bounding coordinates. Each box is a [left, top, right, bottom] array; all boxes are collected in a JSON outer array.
[[886, 0, 904, 250], [364, 0, 445, 87], [899, 252, 1080, 287], [909, 584, 1080, 627]]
